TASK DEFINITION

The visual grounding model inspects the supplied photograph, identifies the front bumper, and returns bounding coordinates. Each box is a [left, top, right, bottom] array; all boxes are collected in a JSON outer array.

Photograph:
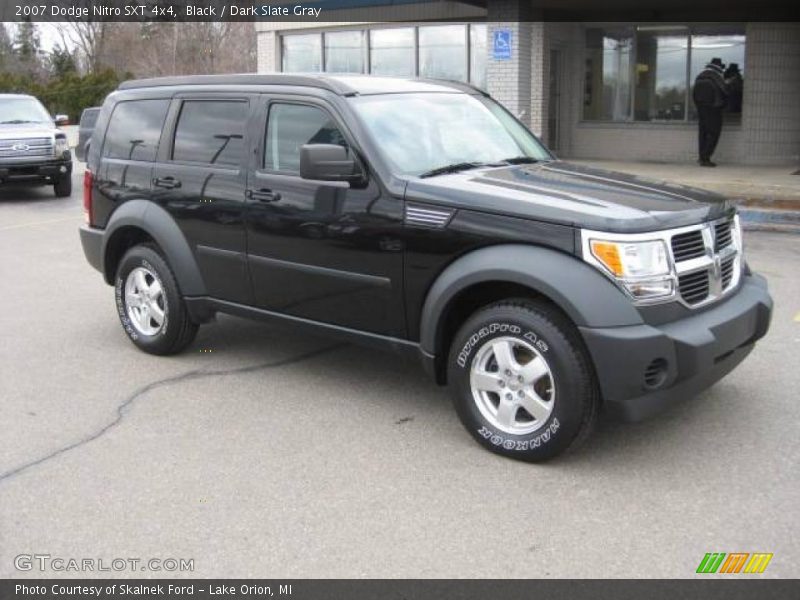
[[580, 273, 773, 421], [0, 156, 72, 182]]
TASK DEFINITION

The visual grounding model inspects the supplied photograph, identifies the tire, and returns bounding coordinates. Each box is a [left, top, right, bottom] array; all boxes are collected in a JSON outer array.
[[54, 176, 72, 197], [115, 244, 198, 355], [447, 299, 599, 462]]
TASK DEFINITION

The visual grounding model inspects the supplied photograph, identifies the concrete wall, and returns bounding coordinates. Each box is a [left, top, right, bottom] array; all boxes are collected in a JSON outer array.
[[740, 23, 800, 165]]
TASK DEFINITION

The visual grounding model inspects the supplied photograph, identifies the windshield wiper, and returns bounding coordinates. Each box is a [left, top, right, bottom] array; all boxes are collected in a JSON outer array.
[[419, 162, 487, 178], [0, 119, 39, 124], [499, 156, 541, 165]]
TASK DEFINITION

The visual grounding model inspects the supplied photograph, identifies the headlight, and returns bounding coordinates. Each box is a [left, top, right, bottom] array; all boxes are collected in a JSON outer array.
[[54, 136, 69, 157], [584, 236, 674, 301]]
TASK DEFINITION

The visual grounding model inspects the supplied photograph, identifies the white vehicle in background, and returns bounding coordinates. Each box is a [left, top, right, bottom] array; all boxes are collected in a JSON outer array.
[[0, 94, 73, 197]]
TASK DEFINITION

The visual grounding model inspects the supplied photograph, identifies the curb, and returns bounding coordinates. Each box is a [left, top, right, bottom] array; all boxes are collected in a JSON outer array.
[[739, 207, 800, 234]]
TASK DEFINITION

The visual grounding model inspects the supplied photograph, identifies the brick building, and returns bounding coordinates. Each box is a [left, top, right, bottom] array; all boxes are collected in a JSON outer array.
[[256, 1, 800, 165]]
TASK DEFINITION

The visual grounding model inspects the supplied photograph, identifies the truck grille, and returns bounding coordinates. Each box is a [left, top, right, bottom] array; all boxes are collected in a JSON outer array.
[[0, 137, 54, 158], [678, 270, 710, 305], [671, 230, 706, 261], [671, 217, 739, 307], [714, 219, 732, 251]]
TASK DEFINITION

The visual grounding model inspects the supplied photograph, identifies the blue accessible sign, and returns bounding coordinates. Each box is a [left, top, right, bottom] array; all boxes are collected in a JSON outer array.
[[493, 29, 512, 60]]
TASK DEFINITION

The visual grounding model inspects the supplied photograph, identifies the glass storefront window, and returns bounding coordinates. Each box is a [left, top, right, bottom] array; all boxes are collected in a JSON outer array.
[[583, 25, 745, 123], [282, 34, 321, 72], [324, 31, 364, 74], [282, 25, 487, 86], [584, 27, 633, 120], [634, 28, 689, 121], [369, 28, 415, 77], [469, 24, 488, 88], [690, 30, 745, 121], [418, 25, 467, 81]]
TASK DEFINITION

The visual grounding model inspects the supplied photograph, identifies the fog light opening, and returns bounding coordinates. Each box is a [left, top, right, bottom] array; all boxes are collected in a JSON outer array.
[[643, 358, 669, 389]]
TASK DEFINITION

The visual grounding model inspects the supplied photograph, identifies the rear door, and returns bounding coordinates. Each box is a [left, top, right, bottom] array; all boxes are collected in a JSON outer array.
[[151, 93, 256, 304]]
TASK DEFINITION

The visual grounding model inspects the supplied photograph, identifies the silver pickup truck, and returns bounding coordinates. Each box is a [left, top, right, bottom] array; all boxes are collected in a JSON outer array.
[[0, 94, 73, 197]]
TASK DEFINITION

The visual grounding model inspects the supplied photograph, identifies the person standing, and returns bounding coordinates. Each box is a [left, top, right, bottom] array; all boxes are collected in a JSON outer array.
[[724, 63, 744, 114], [692, 58, 728, 167]]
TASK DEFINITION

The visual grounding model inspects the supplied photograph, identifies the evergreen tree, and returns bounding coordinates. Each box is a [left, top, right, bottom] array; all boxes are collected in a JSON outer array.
[[14, 19, 41, 63], [50, 45, 78, 78], [0, 23, 15, 70]]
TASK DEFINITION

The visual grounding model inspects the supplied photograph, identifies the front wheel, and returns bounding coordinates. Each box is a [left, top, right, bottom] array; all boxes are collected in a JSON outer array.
[[115, 244, 198, 355], [448, 300, 599, 462], [54, 176, 72, 197]]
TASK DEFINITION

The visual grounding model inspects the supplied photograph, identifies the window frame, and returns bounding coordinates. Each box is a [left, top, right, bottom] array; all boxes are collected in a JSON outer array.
[[165, 96, 250, 169], [100, 98, 171, 163], [279, 23, 488, 87], [580, 23, 746, 125], [259, 97, 361, 178]]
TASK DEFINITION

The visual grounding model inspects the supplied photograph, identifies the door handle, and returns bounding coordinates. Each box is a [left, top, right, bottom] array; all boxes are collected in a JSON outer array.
[[247, 188, 281, 203], [153, 176, 181, 189]]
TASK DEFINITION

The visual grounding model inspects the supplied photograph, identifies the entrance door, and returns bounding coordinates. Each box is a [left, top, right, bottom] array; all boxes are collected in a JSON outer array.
[[548, 48, 562, 152]]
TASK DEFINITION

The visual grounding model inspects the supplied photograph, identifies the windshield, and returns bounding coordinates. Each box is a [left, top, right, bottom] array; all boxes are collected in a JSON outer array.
[[349, 93, 551, 177], [0, 97, 53, 124]]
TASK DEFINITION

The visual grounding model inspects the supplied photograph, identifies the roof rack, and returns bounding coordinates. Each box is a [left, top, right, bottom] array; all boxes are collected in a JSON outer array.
[[118, 73, 358, 95]]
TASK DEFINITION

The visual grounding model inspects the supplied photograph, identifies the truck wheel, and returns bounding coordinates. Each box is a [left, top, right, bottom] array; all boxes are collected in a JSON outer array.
[[448, 300, 599, 462], [54, 176, 72, 197], [115, 244, 198, 355]]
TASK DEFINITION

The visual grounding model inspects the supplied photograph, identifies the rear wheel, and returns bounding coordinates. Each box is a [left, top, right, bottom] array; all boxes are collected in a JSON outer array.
[[448, 300, 599, 462], [54, 176, 72, 197], [115, 244, 198, 355]]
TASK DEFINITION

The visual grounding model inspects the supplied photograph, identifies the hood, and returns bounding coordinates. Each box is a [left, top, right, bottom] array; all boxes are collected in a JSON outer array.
[[0, 122, 60, 139], [405, 160, 734, 232]]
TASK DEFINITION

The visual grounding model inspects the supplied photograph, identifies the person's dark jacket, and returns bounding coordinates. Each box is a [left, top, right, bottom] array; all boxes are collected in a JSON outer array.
[[693, 69, 728, 109]]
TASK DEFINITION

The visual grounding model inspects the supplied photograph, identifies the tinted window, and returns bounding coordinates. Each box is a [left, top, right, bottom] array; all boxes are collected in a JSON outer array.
[[81, 108, 99, 128], [264, 104, 346, 173], [102, 99, 169, 161], [172, 100, 248, 166]]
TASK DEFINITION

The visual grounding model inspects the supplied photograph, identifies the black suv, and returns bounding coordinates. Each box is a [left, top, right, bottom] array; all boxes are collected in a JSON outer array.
[[80, 75, 772, 461]]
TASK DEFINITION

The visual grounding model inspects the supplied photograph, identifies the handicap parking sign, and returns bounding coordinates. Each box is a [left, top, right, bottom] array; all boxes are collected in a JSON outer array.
[[493, 29, 512, 60]]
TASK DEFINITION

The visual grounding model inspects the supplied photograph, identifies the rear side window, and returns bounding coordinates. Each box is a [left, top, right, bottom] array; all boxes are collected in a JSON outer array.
[[172, 100, 248, 166], [81, 109, 99, 128], [102, 99, 169, 162], [264, 104, 347, 173]]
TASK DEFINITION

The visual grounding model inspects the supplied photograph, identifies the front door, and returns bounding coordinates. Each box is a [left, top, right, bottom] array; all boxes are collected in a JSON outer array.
[[151, 94, 256, 304], [245, 96, 405, 337]]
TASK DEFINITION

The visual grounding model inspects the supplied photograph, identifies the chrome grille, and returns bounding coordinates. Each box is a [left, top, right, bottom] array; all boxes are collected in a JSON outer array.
[[671, 230, 705, 261], [721, 256, 735, 288], [0, 137, 54, 158], [678, 270, 710, 305], [671, 217, 741, 308], [714, 219, 732, 251]]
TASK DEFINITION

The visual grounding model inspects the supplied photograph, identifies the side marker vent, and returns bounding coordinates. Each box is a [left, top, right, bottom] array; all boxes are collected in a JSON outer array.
[[405, 204, 454, 228]]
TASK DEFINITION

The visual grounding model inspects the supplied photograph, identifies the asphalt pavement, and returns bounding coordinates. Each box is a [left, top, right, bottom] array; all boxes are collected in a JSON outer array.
[[1, 166, 798, 578]]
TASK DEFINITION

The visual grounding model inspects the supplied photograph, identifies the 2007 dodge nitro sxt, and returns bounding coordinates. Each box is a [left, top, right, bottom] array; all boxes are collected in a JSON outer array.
[[80, 74, 773, 461]]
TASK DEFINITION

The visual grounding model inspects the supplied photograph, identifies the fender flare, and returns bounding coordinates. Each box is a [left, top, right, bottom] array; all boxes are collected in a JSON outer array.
[[101, 199, 207, 296], [418, 244, 644, 357]]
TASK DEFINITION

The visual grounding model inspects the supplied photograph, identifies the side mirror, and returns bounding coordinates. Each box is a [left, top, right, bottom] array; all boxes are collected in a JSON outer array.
[[54, 114, 69, 126], [300, 144, 362, 183]]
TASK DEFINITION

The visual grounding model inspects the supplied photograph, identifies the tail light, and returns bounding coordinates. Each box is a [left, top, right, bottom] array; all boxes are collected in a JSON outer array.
[[83, 169, 94, 225]]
